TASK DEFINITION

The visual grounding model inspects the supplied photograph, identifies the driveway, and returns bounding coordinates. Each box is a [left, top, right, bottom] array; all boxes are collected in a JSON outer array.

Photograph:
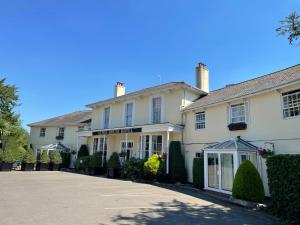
[[0, 172, 281, 225]]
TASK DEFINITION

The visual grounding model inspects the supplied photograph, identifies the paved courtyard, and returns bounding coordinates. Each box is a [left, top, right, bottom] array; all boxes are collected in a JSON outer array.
[[0, 172, 282, 225]]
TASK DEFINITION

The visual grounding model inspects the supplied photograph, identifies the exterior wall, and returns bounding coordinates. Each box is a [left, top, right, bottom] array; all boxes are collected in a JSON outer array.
[[183, 84, 300, 196], [90, 89, 199, 130], [30, 126, 80, 154]]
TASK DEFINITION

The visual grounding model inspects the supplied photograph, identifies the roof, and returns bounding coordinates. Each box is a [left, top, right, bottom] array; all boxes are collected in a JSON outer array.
[[28, 110, 92, 127], [86, 82, 206, 108], [204, 137, 258, 151], [184, 64, 300, 111]]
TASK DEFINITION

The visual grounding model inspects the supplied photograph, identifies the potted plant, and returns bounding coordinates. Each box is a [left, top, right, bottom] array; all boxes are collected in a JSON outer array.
[[107, 152, 121, 178], [36, 151, 49, 171], [21, 149, 36, 171], [0, 149, 15, 171], [49, 151, 62, 171], [228, 122, 247, 131]]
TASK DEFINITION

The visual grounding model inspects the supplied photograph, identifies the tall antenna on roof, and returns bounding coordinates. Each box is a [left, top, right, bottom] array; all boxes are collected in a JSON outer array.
[[157, 74, 162, 84]]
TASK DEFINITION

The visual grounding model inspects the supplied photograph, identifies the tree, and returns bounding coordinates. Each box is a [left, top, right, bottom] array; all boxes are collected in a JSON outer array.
[[276, 12, 300, 45]]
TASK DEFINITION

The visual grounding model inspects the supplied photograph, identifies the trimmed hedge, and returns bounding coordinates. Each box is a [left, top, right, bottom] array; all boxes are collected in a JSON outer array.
[[169, 141, 186, 183], [232, 160, 264, 203], [121, 158, 145, 180], [60, 152, 71, 168], [107, 152, 121, 169], [267, 155, 300, 225], [78, 145, 89, 158], [193, 156, 204, 189], [50, 151, 62, 165]]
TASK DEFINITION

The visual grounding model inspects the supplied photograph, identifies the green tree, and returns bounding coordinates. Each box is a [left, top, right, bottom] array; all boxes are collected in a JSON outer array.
[[276, 12, 300, 45]]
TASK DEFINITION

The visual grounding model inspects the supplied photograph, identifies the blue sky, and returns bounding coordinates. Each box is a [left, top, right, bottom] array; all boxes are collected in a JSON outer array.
[[0, 0, 299, 129]]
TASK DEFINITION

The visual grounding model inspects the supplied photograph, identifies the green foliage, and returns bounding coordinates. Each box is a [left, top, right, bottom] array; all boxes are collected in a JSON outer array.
[[89, 152, 103, 169], [40, 151, 49, 164], [60, 152, 71, 168], [77, 145, 89, 158], [0, 149, 15, 163], [169, 141, 186, 183], [75, 156, 90, 171], [50, 151, 62, 165], [107, 152, 121, 169], [23, 148, 36, 164], [232, 160, 264, 203], [144, 154, 165, 180], [276, 12, 300, 45], [267, 155, 300, 225], [193, 156, 204, 189], [121, 158, 145, 180]]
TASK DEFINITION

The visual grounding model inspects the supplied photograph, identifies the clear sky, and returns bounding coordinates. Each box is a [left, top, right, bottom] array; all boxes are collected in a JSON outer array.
[[0, 0, 299, 129]]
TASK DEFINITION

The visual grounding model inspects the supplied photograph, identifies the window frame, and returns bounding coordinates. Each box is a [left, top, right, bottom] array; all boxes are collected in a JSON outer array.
[[281, 89, 300, 119], [58, 127, 65, 137], [103, 106, 111, 129], [195, 112, 206, 130], [152, 135, 163, 155], [125, 102, 134, 127], [151, 96, 162, 124], [230, 103, 246, 124], [39, 128, 46, 137]]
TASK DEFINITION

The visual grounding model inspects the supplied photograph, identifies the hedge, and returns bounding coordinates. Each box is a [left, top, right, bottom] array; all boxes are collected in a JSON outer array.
[[267, 155, 300, 225], [169, 141, 186, 183], [232, 160, 265, 203], [193, 156, 204, 189], [60, 152, 71, 168], [78, 145, 89, 158]]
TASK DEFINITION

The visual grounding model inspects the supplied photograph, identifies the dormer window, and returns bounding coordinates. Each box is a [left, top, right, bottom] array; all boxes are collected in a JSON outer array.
[[282, 90, 300, 118], [152, 97, 162, 124]]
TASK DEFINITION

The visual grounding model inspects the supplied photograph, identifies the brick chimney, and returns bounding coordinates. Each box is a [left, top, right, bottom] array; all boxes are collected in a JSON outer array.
[[114, 82, 126, 97], [195, 63, 209, 93]]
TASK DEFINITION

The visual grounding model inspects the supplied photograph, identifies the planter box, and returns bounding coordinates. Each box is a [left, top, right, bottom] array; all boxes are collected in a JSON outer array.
[[49, 163, 60, 171], [228, 122, 247, 131], [21, 163, 35, 171], [0, 162, 13, 171], [36, 163, 49, 171], [107, 168, 120, 178]]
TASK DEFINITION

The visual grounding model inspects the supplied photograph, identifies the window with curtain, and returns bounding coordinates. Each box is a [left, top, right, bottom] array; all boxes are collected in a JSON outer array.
[[230, 103, 246, 123]]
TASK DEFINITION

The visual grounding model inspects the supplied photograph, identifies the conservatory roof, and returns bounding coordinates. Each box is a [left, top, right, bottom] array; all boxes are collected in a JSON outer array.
[[204, 137, 258, 151], [41, 143, 70, 151]]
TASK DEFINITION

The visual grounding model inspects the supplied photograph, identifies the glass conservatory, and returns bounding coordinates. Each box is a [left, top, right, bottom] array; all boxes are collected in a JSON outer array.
[[203, 137, 258, 194]]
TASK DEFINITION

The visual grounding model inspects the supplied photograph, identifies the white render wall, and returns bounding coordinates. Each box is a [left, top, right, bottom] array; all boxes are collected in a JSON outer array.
[[183, 83, 300, 196]]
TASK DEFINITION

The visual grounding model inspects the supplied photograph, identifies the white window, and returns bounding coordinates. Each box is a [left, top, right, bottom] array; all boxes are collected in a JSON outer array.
[[121, 141, 134, 160], [40, 128, 46, 137], [230, 104, 245, 123], [152, 135, 163, 155], [99, 137, 107, 155], [152, 97, 162, 124], [195, 112, 205, 129], [104, 107, 110, 129], [141, 135, 150, 159], [125, 103, 133, 127], [58, 127, 65, 137], [282, 90, 300, 118], [93, 138, 99, 153]]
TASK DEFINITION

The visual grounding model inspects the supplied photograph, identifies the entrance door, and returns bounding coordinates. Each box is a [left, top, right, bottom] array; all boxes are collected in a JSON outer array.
[[221, 153, 234, 191], [207, 153, 219, 189]]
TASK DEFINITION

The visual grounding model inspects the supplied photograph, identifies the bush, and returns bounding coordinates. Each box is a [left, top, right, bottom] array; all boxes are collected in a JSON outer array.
[[75, 156, 90, 172], [107, 152, 121, 169], [169, 141, 186, 183], [60, 152, 71, 168], [77, 145, 89, 158], [23, 149, 36, 164], [0, 149, 15, 163], [121, 158, 145, 180], [232, 160, 264, 203], [40, 151, 49, 164], [143, 154, 165, 180], [193, 156, 204, 189], [50, 151, 62, 165], [267, 155, 300, 225], [89, 152, 103, 169]]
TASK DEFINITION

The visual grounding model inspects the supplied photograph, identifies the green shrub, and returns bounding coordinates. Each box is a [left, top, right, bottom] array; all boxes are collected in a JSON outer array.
[[107, 152, 121, 169], [60, 152, 71, 168], [0, 149, 15, 163], [193, 156, 204, 189], [169, 141, 186, 183], [0, 150, 2, 162], [50, 151, 62, 165], [121, 158, 145, 180], [144, 154, 165, 180], [89, 152, 103, 169], [267, 155, 300, 225], [75, 156, 91, 172], [40, 151, 49, 164], [232, 160, 264, 203], [23, 149, 36, 164], [77, 145, 89, 158]]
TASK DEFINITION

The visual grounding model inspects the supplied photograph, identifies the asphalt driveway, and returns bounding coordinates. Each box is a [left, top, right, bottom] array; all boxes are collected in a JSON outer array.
[[0, 172, 282, 225]]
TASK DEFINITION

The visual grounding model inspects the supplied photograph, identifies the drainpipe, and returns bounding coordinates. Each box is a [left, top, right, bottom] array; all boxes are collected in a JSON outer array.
[[102, 135, 106, 167]]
